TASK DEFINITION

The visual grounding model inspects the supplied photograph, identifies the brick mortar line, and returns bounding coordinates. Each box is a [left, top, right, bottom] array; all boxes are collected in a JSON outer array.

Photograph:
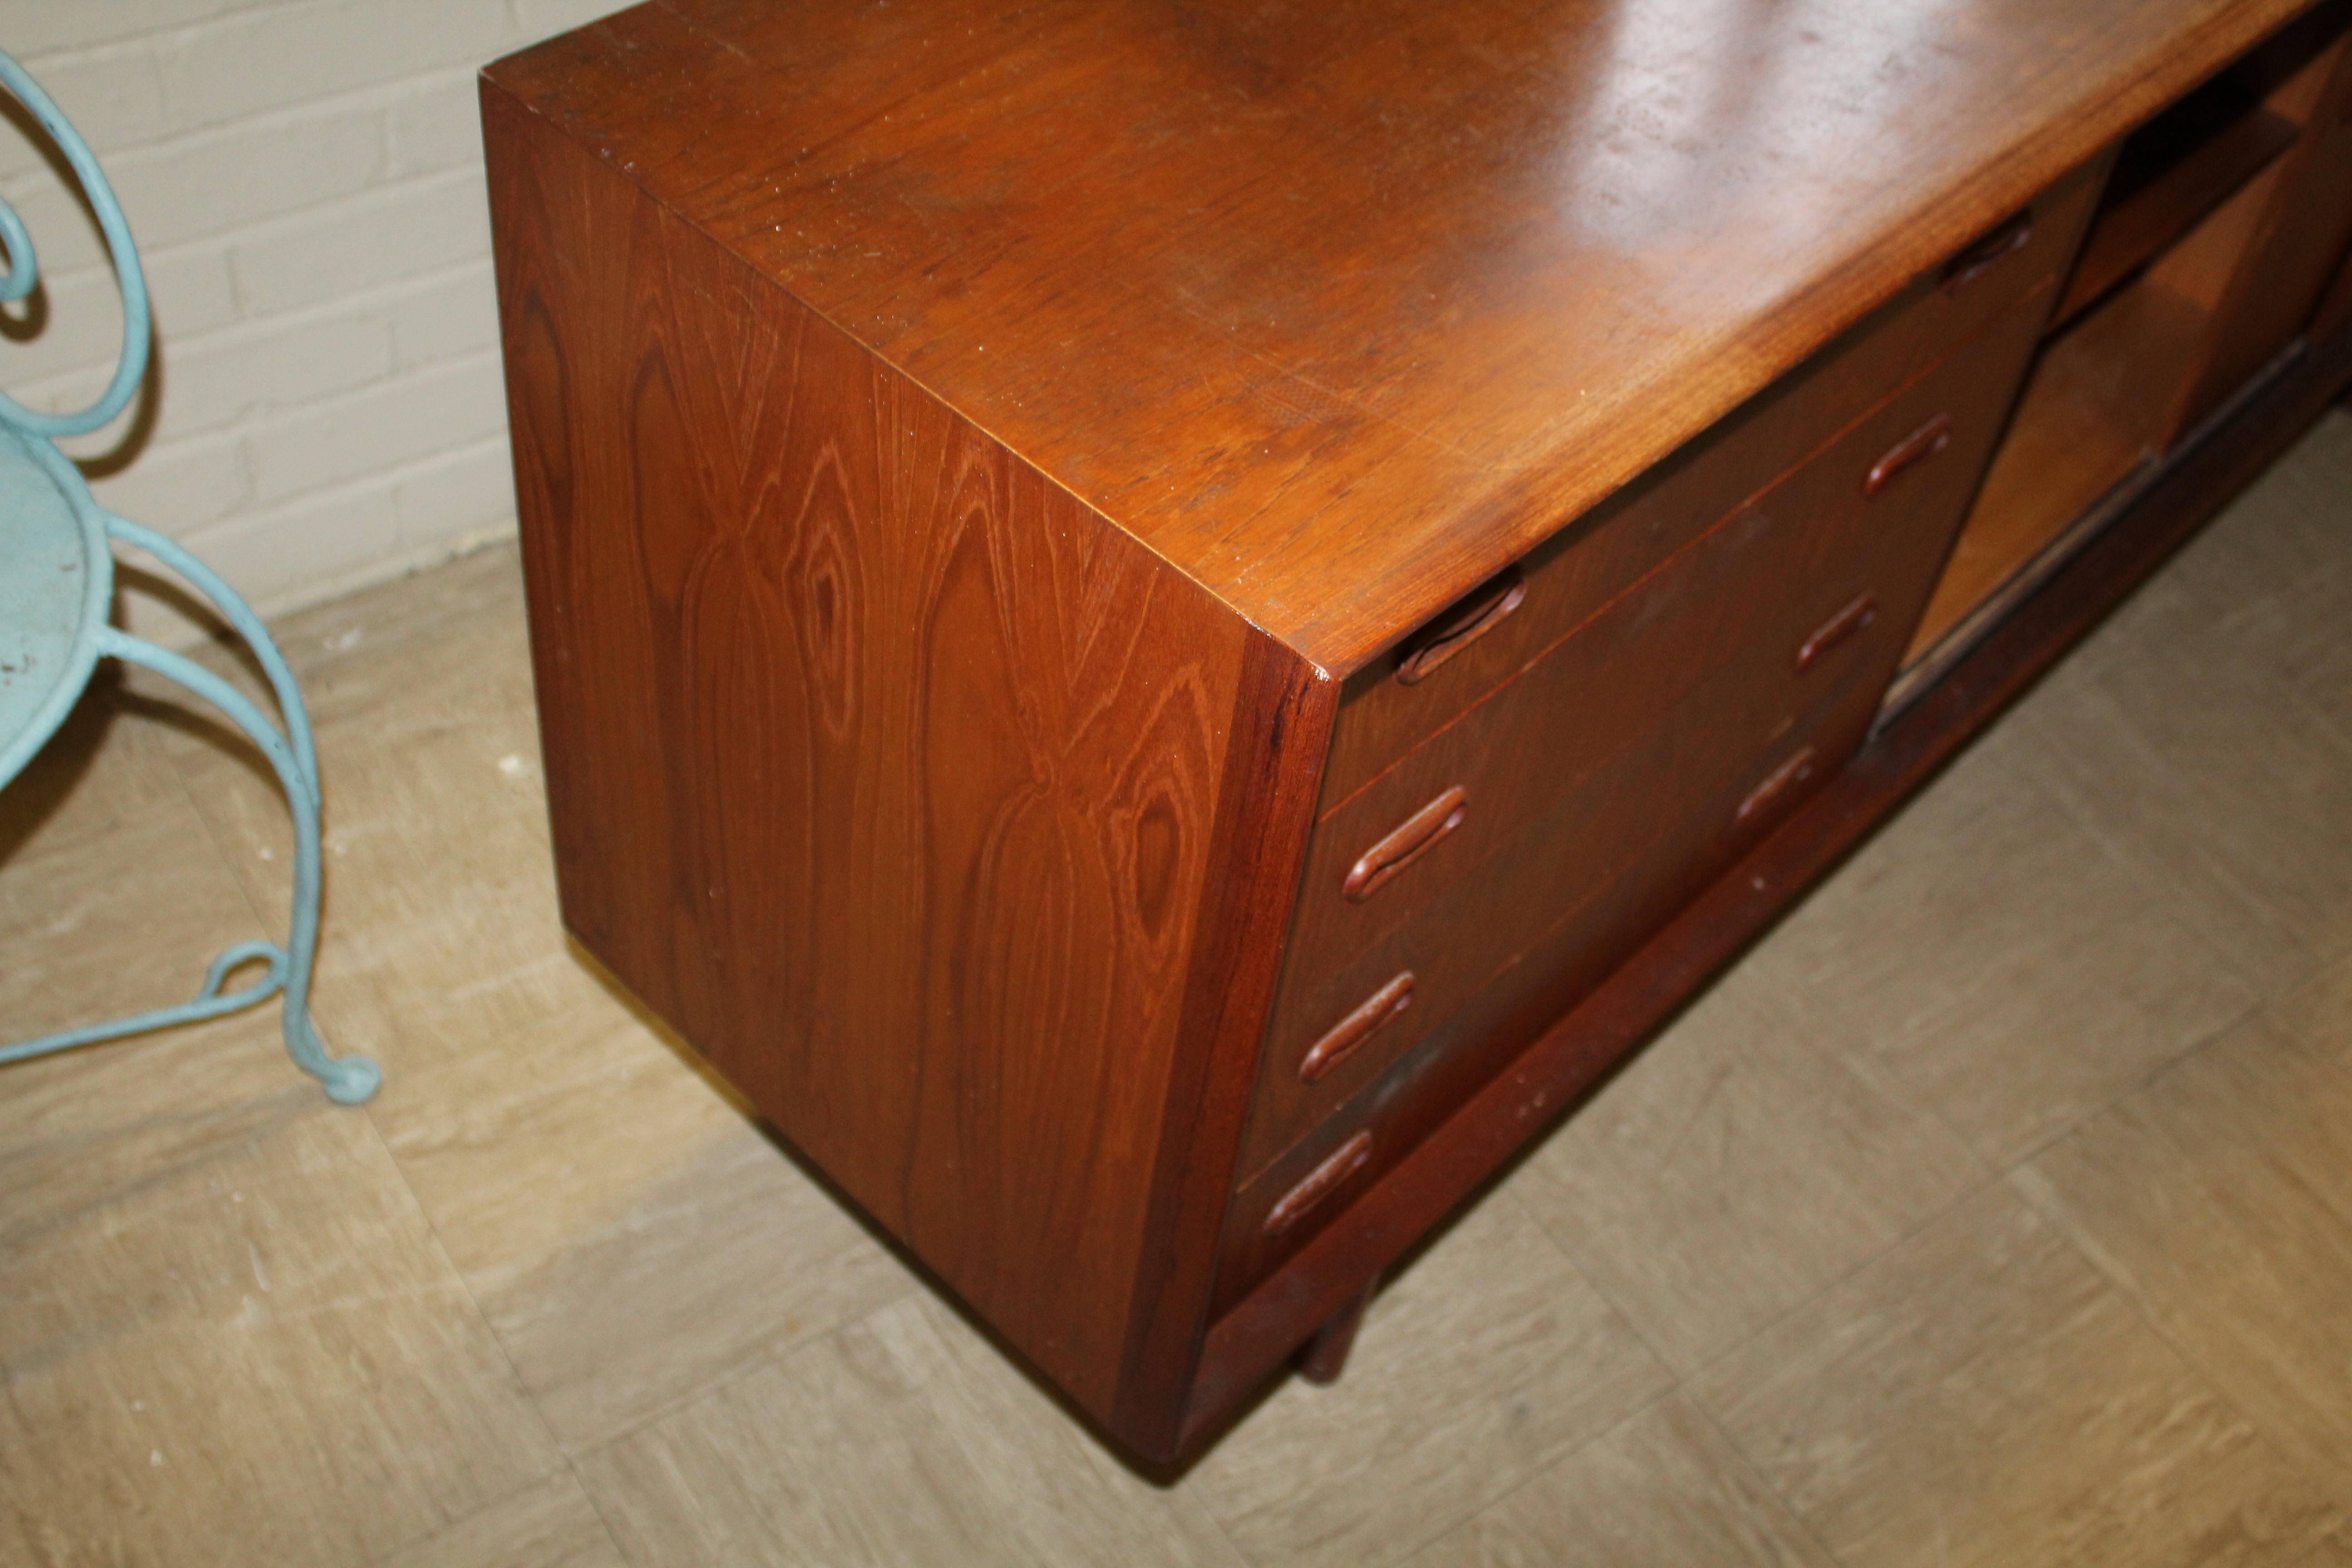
[[0, 59, 481, 172], [11, 255, 498, 401], [170, 426, 514, 540], [9, 0, 328, 72]]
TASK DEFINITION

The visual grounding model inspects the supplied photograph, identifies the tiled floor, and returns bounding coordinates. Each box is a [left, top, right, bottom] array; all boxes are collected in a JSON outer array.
[[4, 408, 2351, 1567]]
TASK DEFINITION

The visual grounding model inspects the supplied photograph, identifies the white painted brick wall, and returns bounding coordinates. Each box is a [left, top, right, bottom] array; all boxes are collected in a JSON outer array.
[[1, 0, 626, 642]]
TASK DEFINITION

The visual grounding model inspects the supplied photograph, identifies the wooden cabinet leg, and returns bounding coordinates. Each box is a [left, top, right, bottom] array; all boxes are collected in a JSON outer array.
[[1295, 1279, 1378, 1386]]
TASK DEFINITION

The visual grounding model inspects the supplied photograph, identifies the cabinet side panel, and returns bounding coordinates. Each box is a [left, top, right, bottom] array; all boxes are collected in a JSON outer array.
[[483, 82, 1252, 1421], [1112, 633, 1336, 1460]]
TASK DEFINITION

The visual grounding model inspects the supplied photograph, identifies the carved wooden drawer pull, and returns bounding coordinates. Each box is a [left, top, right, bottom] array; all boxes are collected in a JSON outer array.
[[1301, 972, 1416, 1085], [1863, 412, 1955, 497], [1343, 786, 1469, 902], [1264, 1132, 1374, 1237], [1942, 208, 2034, 292], [1396, 568, 1527, 686], [1795, 593, 1881, 672], [1736, 746, 1819, 824]]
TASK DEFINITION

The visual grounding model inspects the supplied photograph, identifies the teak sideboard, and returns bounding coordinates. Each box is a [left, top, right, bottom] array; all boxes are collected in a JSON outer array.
[[482, 0, 2352, 1464]]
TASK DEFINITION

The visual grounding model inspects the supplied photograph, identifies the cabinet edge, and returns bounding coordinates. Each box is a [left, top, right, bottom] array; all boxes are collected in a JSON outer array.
[[1108, 632, 1335, 1463]]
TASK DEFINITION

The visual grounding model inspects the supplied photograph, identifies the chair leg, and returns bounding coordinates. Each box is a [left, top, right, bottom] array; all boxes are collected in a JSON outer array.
[[1296, 1279, 1378, 1386], [92, 626, 378, 1103]]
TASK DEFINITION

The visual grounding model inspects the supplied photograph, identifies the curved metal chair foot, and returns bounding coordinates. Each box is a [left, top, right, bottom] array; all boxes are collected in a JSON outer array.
[[0, 938, 379, 1103], [308, 1046, 383, 1106]]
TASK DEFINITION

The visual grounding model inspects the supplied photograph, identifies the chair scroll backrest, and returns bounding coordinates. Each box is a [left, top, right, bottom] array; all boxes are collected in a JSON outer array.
[[0, 47, 151, 439]]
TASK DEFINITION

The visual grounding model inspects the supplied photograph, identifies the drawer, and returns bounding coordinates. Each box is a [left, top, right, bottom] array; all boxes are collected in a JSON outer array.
[[1236, 584, 1896, 1183], [1280, 284, 2051, 999], [1321, 157, 2102, 804], [1216, 672, 1890, 1309]]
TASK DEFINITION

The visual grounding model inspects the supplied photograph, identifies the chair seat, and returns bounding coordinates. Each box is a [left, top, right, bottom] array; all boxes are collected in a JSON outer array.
[[0, 423, 113, 790]]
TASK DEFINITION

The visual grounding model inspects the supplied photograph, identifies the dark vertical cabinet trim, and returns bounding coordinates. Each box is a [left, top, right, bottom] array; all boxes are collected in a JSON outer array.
[[1111, 635, 1335, 1459]]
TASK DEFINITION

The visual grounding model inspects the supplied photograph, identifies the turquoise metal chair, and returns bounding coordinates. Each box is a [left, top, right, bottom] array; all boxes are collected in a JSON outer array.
[[0, 49, 378, 1103]]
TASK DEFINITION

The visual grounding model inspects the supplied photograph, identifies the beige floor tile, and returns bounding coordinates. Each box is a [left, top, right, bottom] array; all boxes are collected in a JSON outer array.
[[261, 546, 541, 730], [1408, 1394, 1838, 1568], [1509, 954, 1987, 1377], [2080, 410, 2352, 668], [2167, 419, 2352, 757], [0, 770, 276, 1046], [0, 674, 355, 1186], [123, 544, 542, 751], [133, 547, 569, 1101], [0, 1019, 564, 1568], [2127, 408, 2352, 660], [2002, 477, 2352, 993], [108, 549, 918, 1455], [578, 1293, 1245, 1568], [1694, 1184, 2341, 1568], [1906, 415, 2352, 1001], [1191, 1195, 1672, 1568], [448, 1086, 916, 1456], [0, 669, 189, 872], [181, 742, 569, 1093], [2284, 951, 2352, 1071], [2016, 1012, 2352, 1497], [2299, 1528, 2352, 1568], [1765, 722, 2259, 1168], [158, 594, 554, 949], [377, 1470, 626, 1568], [304, 808, 908, 1456], [333, 773, 908, 1456], [123, 548, 551, 1041], [862, 1293, 1249, 1568], [2267, 528, 2352, 750], [0, 377, 2341, 1564], [2021, 680, 2352, 997]]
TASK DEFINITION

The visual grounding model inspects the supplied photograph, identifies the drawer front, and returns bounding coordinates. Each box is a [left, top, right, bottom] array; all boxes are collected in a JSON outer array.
[[1321, 157, 2102, 804], [1235, 282, 2053, 1188], [1216, 675, 1889, 1310], [1237, 592, 1891, 1183], [1280, 289, 2049, 1005]]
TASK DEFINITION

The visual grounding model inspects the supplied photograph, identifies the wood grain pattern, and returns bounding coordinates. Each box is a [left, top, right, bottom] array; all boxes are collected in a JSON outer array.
[[484, 83, 1289, 1430], [1905, 280, 2198, 662], [481, 0, 2292, 677], [2053, 94, 2299, 329], [1242, 295, 2048, 1180], [1214, 661, 1892, 1313], [2166, 10, 2352, 431], [483, 0, 2352, 1469], [2316, 233, 2352, 340], [1909, 12, 2352, 665], [1109, 630, 1337, 1461], [1317, 159, 2097, 807]]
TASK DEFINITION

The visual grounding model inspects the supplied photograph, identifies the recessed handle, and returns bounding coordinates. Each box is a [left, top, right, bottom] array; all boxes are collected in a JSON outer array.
[[1736, 746, 1819, 825], [1795, 593, 1880, 672], [1300, 972, 1415, 1084], [1264, 1131, 1373, 1237], [1396, 568, 1527, 686], [1942, 208, 2034, 292], [1863, 413, 1953, 497], [1343, 786, 1468, 902]]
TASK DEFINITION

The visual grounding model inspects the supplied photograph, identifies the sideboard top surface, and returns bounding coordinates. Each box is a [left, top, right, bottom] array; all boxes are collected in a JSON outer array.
[[485, 0, 2309, 675]]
